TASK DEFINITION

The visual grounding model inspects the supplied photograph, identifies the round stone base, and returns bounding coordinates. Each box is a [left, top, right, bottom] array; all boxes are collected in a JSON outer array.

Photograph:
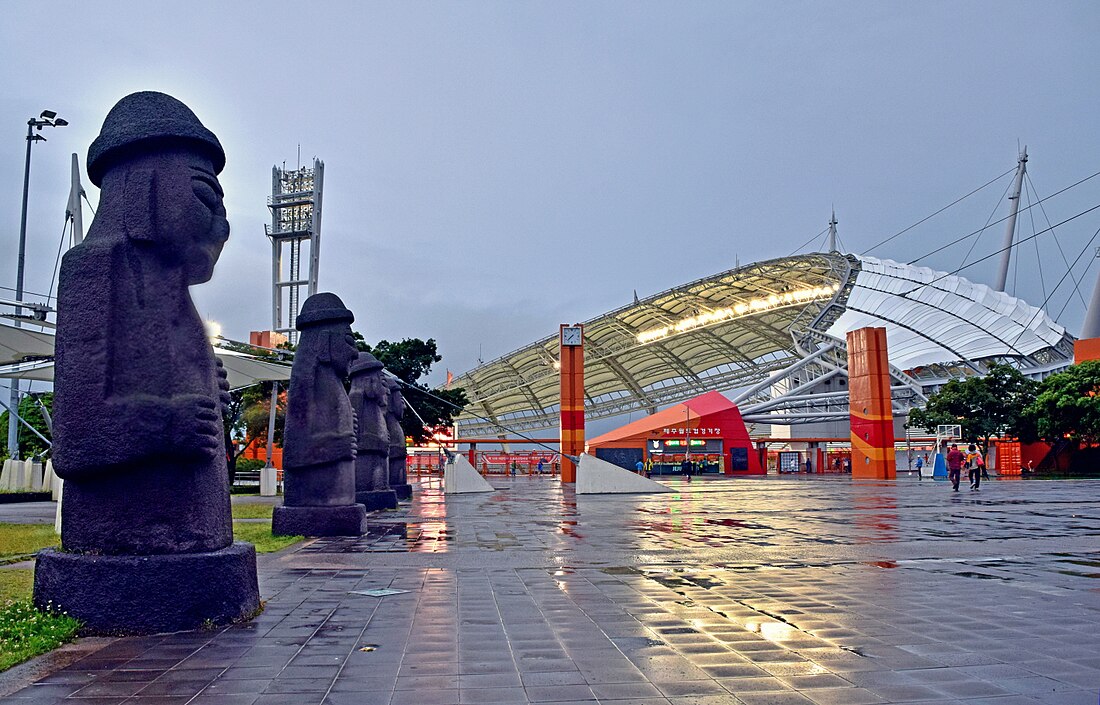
[[272, 503, 367, 537], [33, 542, 259, 636], [356, 490, 398, 511], [392, 484, 413, 501]]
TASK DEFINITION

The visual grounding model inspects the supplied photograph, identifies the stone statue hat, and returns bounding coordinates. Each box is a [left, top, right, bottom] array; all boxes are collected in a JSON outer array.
[[296, 292, 355, 330], [349, 352, 384, 377], [87, 91, 226, 187]]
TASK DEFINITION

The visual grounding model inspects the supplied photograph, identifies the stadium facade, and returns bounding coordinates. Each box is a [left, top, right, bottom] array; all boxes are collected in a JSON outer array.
[[452, 251, 1074, 439]]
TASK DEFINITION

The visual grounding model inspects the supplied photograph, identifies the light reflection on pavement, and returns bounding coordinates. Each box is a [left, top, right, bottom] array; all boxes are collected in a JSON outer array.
[[8, 474, 1100, 704]]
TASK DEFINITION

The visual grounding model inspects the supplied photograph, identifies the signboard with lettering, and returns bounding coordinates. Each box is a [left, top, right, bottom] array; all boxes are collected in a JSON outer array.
[[650, 439, 723, 454], [660, 427, 722, 436]]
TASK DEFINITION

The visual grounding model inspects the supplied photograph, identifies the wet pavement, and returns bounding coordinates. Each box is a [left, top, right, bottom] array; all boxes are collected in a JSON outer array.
[[4, 474, 1100, 704]]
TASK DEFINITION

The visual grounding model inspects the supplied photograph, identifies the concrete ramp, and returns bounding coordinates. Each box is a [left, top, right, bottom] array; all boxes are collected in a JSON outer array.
[[444, 454, 495, 494], [0, 459, 39, 491], [43, 460, 62, 499], [577, 453, 674, 494]]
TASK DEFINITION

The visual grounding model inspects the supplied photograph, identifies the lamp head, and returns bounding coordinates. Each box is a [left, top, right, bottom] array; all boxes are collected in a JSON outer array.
[[40, 110, 57, 120]]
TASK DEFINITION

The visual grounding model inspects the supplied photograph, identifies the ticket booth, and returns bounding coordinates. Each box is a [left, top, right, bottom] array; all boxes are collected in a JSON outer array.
[[586, 391, 763, 475]]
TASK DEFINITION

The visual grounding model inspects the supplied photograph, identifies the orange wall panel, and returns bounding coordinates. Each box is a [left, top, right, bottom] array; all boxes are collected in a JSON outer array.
[[1074, 337, 1100, 363]]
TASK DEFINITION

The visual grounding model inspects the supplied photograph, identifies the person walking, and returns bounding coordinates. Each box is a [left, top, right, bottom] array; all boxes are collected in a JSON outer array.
[[946, 443, 965, 492], [966, 444, 981, 490], [635, 459, 645, 475], [978, 451, 989, 480], [915, 454, 924, 478]]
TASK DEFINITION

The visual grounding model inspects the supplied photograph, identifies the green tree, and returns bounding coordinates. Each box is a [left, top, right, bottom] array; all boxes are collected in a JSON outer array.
[[215, 340, 293, 482], [908, 363, 1038, 452], [1025, 360, 1100, 446], [356, 336, 468, 444], [221, 382, 285, 482], [239, 382, 287, 450], [0, 392, 53, 461]]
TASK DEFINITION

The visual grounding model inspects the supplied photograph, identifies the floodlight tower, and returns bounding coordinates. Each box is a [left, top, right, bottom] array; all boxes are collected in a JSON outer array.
[[266, 158, 324, 344]]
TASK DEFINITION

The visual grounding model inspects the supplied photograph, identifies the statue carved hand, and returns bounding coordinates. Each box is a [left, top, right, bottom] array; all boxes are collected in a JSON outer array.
[[215, 359, 232, 414], [173, 394, 223, 459]]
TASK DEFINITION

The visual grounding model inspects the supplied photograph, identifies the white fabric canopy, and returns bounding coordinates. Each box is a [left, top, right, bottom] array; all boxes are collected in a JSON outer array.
[[0, 324, 56, 366], [826, 256, 1068, 369], [0, 324, 291, 389]]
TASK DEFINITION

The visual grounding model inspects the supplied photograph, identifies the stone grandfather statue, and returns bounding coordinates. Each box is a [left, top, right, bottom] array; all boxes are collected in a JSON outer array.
[[385, 376, 413, 500], [348, 352, 397, 510], [33, 91, 259, 634], [272, 292, 367, 536]]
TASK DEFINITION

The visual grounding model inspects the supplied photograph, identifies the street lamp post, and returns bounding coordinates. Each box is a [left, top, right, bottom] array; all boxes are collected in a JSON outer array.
[[7, 110, 66, 461]]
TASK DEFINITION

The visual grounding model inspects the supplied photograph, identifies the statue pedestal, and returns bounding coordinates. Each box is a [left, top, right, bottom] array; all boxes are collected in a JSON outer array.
[[392, 484, 413, 501], [33, 542, 259, 635], [259, 466, 278, 497], [356, 489, 398, 511], [272, 503, 366, 536]]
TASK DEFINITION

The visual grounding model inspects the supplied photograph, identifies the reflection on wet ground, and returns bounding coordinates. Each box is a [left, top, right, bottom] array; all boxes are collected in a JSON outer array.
[[10, 474, 1100, 704]]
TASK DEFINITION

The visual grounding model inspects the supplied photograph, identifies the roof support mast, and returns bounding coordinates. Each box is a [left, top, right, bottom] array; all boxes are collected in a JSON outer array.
[[827, 210, 838, 253], [1081, 251, 1100, 339], [993, 147, 1027, 292]]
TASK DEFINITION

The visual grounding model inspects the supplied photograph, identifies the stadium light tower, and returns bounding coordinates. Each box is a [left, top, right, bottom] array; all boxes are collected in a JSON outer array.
[[7, 110, 66, 461]]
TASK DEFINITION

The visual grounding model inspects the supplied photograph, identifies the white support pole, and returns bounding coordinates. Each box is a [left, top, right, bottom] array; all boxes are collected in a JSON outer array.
[[827, 209, 838, 252], [261, 381, 279, 497], [994, 147, 1028, 292], [1081, 249, 1100, 339], [68, 153, 84, 245], [731, 344, 836, 405]]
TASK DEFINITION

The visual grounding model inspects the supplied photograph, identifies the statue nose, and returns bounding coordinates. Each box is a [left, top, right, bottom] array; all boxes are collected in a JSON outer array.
[[214, 217, 230, 241]]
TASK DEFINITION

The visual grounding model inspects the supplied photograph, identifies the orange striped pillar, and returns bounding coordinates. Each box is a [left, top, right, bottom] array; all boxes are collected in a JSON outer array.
[[847, 327, 896, 479], [559, 324, 585, 483]]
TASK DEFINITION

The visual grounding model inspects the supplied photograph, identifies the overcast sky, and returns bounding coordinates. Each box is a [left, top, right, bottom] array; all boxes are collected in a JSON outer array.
[[3, 1, 1099, 390]]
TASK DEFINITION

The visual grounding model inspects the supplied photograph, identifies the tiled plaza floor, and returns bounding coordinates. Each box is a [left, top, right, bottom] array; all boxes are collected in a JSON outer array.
[[4, 474, 1100, 704]]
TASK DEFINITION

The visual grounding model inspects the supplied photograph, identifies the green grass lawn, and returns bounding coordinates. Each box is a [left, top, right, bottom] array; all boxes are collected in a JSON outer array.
[[0, 569, 33, 602], [230, 500, 302, 552], [233, 521, 301, 553], [0, 513, 296, 674], [0, 569, 80, 673], [0, 524, 58, 563], [231, 502, 275, 520]]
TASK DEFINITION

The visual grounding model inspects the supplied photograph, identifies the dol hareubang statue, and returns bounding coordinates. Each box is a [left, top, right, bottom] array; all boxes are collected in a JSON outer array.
[[385, 377, 413, 501], [33, 92, 259, 634], [348, 352, 397, 510], [272, 293, 368, 536]]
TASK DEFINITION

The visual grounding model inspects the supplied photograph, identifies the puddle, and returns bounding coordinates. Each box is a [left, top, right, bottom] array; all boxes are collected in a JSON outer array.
[[349, 588, 409, 597]]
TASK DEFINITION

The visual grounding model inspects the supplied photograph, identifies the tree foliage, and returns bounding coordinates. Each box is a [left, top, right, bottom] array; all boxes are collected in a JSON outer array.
[[1025, 360, 1100, 446], [0, 393, 53, 461], [356, 335, 468, 444], [224, 333, 465, 454], [908, 363, 1038, 450]]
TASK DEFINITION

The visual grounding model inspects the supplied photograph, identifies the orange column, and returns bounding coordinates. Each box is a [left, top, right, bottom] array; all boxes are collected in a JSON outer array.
[[847, 327, 896, 479], [559, 324, 585, 483]]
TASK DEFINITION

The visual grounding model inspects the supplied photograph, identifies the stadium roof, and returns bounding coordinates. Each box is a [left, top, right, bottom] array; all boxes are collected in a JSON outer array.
[[452, 252, 1075, 436]]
